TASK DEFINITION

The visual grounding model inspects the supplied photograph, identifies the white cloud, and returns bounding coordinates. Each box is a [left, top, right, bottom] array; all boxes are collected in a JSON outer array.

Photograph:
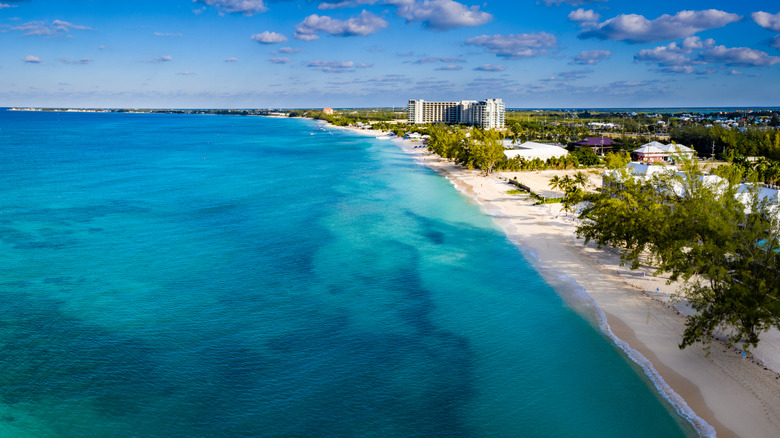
[[654, 65, 695, 74], [634, 37, 714, 65], [389, 0, 492, 30], [251, 31, 288, 44], [23, 55, 41, 63], [0, 3, 18, 9], [270, 57, 291, 64], [567, 8, 600, 26], [752, 11, 780, 32], [474, 64, 505, 72], [570, 49, 612, 65], [11, 20, 92, 36], [294, 10, 387, 40], [435, 64, 462, 71], [177, 71, 196, 75], [579, 10, 742, 44], [319, 0, 377, 9], [278, 47, 303, 54], [151, 55, 173, 62], [154, 32, 183, 37], [307, 59, 372, 72], [197, 0, 267, 16], [699, 45, 780, 66], [465, 33, 557, 59], [224, 57, 239, 62]]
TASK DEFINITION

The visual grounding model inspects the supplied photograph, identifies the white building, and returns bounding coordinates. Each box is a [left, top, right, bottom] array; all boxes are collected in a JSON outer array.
[[503, 141, 568, 161], [407, 98, 505, 129]]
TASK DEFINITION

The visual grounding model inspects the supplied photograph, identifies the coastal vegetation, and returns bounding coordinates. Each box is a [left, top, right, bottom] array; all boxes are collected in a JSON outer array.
[[548, 172, 589, 213], [578, 161, 780, 352]]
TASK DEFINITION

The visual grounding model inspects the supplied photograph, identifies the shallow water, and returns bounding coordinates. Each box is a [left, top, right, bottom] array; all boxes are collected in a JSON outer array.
[[0, 110, 696, 437]]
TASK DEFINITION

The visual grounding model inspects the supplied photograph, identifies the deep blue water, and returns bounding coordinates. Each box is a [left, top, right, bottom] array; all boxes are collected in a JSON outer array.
[[0, 110, 696, 437]]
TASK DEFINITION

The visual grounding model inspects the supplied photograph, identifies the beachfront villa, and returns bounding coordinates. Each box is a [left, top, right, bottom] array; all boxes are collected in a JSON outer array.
[[606, 162, 780, 210], [634, 141, 696, 162], [503, 140, 568, 161], [407, 98, 505, 129]]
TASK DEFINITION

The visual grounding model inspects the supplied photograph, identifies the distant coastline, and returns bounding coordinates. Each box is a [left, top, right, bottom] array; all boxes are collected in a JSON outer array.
[[7, 106, 780, 116]]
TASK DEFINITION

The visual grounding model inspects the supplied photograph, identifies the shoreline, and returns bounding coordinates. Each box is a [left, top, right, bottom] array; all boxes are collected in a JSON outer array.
[[326, 121, 780, 437]]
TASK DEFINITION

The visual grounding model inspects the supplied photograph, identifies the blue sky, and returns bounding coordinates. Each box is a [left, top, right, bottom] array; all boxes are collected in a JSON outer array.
[[2, 0, 780, 108]]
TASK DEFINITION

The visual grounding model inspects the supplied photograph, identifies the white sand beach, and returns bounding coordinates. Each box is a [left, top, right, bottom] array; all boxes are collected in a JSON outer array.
[[334, 122, 780, 437]]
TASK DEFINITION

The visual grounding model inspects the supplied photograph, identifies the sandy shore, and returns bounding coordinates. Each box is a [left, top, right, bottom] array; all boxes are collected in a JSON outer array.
[[326, 122, 780, 437]]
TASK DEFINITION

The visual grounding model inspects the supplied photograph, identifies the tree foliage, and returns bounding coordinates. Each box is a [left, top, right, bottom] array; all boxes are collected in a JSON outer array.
[[577, 163, 780, 351]]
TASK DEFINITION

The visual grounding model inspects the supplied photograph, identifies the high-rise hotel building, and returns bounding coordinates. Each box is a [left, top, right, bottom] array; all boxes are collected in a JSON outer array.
[[407, 98, 505, 129]]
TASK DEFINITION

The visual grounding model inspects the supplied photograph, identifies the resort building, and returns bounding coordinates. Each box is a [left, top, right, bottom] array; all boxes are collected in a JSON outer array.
[[407, 98, 505, 129], [503, 140, 568, 161]]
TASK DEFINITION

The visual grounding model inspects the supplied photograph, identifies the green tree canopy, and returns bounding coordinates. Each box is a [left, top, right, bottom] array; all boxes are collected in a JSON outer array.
[[578, 163, 780, 351]]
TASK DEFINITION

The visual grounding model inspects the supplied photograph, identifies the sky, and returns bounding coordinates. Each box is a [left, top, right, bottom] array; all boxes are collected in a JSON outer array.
[[2, 0, 780, 109]]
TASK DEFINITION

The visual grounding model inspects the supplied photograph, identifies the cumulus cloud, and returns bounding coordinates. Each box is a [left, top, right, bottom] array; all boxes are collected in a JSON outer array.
[[464, 33, 557, 59], [294, 10, 387, 40], [634, 37, 715, 65], [567, 8, 600, 26], [197, 0, 267, 16], [10, 20, 91, 36], [699, 45, 780, 66], [319, 0, 377, 9], [151, 55, 173, 62], [579, 10, 742, 44], [270, 57, 291, 64], [23, 55, 41, 63], [752, 11, 780, 32], [389, 0, 492, 31], [225, 57, 239, 62], [635, 37, 780, 73], [251, 31, 288, 44], [474, 64, 506, 71], [570, 49, 612, 65], [435, 64, 462, 70], [307, 59, 372, 72]]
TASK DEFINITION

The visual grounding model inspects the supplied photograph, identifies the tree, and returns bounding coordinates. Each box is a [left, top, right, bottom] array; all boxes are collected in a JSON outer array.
[[577, 163, 780, 352], [469, 129, 505, 175], [604, 151, 631, 169], [548, 172, 589, 213], [571, 146, 601, 167]]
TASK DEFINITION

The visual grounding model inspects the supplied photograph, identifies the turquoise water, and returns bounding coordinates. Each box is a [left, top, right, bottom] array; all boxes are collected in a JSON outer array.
[[0, 110, 696, 437]]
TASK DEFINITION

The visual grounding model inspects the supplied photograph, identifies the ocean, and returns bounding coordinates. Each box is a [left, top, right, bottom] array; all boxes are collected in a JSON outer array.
[[0, 110, 696, 437]]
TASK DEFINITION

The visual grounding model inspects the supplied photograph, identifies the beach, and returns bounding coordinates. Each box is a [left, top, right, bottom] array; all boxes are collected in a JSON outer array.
[[341, 124, 780, 437]]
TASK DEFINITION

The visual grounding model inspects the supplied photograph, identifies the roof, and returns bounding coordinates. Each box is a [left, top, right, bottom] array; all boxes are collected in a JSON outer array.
[[634, 144, 665, 154], [660, 143, 695, 154], [504, 141, 568, 160], [573, 137, 615, 146]]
